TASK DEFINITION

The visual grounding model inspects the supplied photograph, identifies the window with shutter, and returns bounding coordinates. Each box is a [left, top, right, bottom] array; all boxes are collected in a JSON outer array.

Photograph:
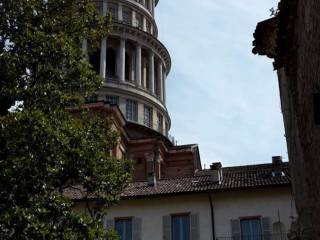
[[231, 219, 241, 240], [163, 215, 172, 240], [132, 217, 142, 240], [261, 218, 272, 240], [190, 214, 200, 240], [115, 218, 133, 240], [106, 218, 115, 231], [171, 214, 190, 240]]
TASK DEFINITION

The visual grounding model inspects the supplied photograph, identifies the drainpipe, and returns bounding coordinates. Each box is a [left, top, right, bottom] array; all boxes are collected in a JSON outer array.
[[208, 193, 216, 240]]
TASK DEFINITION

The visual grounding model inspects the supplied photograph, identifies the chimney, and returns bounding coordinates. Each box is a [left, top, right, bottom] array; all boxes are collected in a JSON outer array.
[[272, 156, 283, 177], [145, 152, 157, 186], [209, 162, 223, 183]]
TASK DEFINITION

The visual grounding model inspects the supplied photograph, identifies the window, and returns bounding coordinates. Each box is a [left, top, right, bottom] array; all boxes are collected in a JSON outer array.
[[157, 113, 163, 132], [144, 105, 153, 128], [106, 95, 119, 105], [115, 218, 132, 240], [108, 3, 118, 20], [126, 100, 138, 122], [122, 7, 132, 24], [172, 215, 190, 240], [240, 219, 262, 240]]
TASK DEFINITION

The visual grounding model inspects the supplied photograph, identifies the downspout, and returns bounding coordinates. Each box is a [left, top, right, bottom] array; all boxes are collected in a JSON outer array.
[[208, 193, 216, 240]]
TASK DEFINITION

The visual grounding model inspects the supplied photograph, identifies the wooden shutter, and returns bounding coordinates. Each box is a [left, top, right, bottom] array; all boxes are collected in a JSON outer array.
[[106, 218, 114, 231], [261, 217, 272, 240], [132, 217, 142, 240], [190, 213, 200, 240], [163, 215, 171, 240], [231, 219, 241, 240]]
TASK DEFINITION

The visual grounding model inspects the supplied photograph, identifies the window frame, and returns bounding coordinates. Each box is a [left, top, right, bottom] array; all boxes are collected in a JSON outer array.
[[126, 99, 138, 122], [143, 105, 153, 128], [171, 213, 191, 240], [115, 217, 133, 240], [239, 216, 263, 240]]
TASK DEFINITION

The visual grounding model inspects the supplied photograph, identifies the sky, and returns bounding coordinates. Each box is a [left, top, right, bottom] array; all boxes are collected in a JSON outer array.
[[155, 0, 287, 167]]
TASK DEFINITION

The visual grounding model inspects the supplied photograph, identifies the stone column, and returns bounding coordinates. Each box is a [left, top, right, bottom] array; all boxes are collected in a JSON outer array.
[[136, 45, 142, 87], [163, 71, 167, 104], [132, 10, 136, 27], [152, 0, 156, 15], [118, 3, 123, 21], [100, 0, 108, 79], [118, 38, 126, 82], [142, 0, 146, 6], [148, 51, 155, 94], [143, 17, 147, 32], [149, 0, 153, 12], [157, 61, 163, 101]]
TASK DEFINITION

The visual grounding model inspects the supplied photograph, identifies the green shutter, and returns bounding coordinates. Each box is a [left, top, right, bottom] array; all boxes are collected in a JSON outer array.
[[163, 215, 171, 240], [190, 214, 200, 240], [132, 217, 142, 240], [231, 219, 241, 240], [106, 218, 114, 231], [261, 217, 272, 240]]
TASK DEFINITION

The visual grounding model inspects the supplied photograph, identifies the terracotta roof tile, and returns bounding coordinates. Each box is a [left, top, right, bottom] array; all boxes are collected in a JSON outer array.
[[64, 163, 291, 200]]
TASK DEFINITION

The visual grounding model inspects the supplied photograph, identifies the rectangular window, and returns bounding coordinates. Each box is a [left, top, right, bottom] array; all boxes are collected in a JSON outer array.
[[115, 218, 132, 240], [106, 95, 119, 105], [126, 100, 138, 122], [144, 105, 153, 128], [241, 219, 262, 240], [157, 112, 163, 132], [172, 215, 190, 240], [108, 3, 118, 20], [123, 7, 132, 24]]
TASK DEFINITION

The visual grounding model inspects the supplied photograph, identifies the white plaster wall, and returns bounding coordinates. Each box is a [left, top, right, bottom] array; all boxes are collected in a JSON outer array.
[[211, 188, 296, 239], [105, 187, 296, 240]]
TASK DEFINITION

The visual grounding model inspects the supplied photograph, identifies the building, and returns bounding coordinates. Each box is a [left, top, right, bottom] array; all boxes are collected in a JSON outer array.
[[66, 103, 296, 240], [252, 0, 320, 239], [66, 1, 297, 239], [83, 0, 171, 137]]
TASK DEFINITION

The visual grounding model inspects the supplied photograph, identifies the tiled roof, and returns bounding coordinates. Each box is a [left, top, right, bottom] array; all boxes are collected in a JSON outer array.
[[64, 163, 291, 200]]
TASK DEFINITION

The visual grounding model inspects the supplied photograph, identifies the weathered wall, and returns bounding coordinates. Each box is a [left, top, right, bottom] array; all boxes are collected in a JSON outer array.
[[277, 0, 320, 238]]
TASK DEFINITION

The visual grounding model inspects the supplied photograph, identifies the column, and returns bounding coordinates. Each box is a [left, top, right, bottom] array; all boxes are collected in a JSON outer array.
[[152, 0, 156, 15], [142, 0, 146, 6], [132, 10, 136, 27], [143, 17, 147, 32], [149, 0, 153, 12], [100, 0, 108, 79], [118, 38, 126, 82], [118, 3, 123, 21], [163, 71, 167, 104], [148, 51, 155, 94], [130, 53, 135, 82], [157, 61, 163, 101], [136, 45, 142, 87]]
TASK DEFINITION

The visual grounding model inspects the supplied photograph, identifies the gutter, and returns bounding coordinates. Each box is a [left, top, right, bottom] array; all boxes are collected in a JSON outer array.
[[208, 193, 216, 240]]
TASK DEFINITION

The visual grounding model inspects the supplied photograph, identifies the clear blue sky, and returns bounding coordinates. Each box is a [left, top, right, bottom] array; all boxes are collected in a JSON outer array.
[[156, 0, 287, 167]]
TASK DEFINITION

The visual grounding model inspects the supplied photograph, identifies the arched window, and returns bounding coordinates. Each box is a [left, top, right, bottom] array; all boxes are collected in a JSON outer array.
[[106, 48, 116, 78]]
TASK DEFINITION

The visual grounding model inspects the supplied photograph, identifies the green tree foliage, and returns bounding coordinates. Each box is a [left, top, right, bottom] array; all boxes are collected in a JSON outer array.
[[0, 0, 130, 239]]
